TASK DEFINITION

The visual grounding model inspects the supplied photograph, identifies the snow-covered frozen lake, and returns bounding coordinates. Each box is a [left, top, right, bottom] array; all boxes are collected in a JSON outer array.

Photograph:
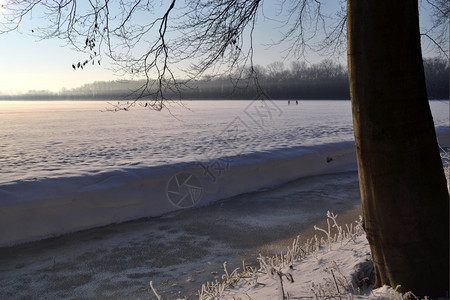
[[0, 100, 356, 184], [1, 99, 448, 184], [0, 100, 448, 247]]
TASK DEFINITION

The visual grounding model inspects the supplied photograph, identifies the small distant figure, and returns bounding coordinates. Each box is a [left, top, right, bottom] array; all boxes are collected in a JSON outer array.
[[326, 157, 333, 163], [288, 100, 291, 105], [296, 100, 298, 105]]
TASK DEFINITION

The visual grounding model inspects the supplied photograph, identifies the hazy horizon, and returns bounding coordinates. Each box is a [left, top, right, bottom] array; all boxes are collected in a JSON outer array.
[[0, 1, 443, 95]]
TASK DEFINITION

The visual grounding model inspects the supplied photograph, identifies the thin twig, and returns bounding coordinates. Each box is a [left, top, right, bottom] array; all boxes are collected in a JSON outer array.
[[149, 281, 162, 300]]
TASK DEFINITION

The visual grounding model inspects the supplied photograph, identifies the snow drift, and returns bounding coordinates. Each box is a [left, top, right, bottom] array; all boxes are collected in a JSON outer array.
[[0, 141, 358, 247]]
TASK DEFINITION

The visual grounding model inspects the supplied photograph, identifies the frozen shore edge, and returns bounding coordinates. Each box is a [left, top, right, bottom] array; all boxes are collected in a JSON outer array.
[[1, 128, 448, 248]]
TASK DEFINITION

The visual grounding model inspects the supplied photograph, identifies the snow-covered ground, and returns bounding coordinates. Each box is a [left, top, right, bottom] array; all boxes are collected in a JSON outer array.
[[1, 100, 447, 185], [0, 100, 358, 184], [186, 213, 423, 300]]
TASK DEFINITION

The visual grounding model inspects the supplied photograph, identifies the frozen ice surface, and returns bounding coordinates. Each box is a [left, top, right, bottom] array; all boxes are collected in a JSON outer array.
[[0, 100, 448, 246], [0, 100, 356, 183], [0, 171, 362, 299]]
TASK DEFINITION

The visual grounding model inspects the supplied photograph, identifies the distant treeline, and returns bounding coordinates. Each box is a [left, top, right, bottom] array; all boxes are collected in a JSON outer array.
[[191, 60, 350, 100], [189, 57, 448, 100], [422, 57, 449, 99], [1, 58, 448, 100]]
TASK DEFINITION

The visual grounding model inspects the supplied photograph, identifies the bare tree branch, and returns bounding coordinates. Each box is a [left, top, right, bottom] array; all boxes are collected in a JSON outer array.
[[421, 0, 449, 58], [0, 0, 447, 109]]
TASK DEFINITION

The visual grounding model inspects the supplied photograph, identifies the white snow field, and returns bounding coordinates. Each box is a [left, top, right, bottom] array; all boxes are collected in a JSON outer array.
[[0, 100, 448, 247]]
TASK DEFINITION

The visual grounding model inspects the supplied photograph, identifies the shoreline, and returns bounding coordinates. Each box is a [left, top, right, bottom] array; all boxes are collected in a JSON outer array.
[[0, 140, 359, 248], [256, 205, 363, 257], [0, 171, 362, 299]]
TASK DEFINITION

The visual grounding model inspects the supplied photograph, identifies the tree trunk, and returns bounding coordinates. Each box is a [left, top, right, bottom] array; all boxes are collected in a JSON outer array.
[[347, 0, 449, 297]]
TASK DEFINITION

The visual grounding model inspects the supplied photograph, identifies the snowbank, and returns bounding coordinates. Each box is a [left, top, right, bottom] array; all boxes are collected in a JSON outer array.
[[1, 127, 448, 248], [0, 141, 357, 247]]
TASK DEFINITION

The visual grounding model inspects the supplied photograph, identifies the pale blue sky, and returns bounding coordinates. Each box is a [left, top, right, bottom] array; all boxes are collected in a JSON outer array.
[[0, 1, 441, 95]]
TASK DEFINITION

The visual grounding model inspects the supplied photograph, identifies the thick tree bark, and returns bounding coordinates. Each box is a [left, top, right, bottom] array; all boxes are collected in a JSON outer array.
[[347, 0, 449, 297]]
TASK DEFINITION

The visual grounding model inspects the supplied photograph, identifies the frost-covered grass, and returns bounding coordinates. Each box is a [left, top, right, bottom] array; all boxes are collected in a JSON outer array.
[[440, 145, 450, 191], [149, 211, 434, 300], [197, 211, 371, 300]]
